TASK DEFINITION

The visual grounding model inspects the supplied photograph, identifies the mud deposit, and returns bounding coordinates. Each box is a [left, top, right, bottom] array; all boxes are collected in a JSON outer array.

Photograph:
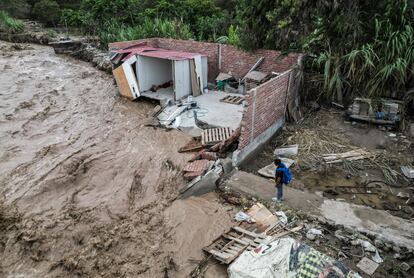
[[0, 41, 232, 277]]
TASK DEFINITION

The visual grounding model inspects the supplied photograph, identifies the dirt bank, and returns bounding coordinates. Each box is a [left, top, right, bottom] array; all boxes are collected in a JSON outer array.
[[0, 41, 232, 277]]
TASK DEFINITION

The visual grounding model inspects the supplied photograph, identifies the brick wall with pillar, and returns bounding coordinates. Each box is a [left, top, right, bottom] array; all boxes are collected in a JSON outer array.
[[233, 59, 302, 166]]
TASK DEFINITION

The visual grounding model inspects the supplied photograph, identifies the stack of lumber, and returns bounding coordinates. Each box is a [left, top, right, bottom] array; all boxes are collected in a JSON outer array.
[[322, 149, 372, 164]]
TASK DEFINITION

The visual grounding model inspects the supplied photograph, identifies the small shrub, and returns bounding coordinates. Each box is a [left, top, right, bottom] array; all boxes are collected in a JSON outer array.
[[46, 29, 58, 38], [0, 10, 24, 33]]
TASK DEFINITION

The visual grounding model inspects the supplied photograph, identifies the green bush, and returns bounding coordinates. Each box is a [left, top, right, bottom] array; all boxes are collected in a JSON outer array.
[[0, 10, 24, 33], [98, 17, 194, 48], [33, 0, 60, 26]]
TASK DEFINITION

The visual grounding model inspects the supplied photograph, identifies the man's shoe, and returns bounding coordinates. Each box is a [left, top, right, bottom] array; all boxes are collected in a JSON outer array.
[[272, 197, 282, 203]]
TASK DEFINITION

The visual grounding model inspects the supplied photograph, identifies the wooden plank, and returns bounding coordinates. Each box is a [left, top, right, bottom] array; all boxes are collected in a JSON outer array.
[[221, 248, 239, 256], [209, 250, 233, 260], [233, 226, 267, 239], [190, 59, 201, 97], [113, 66, 134, 100]]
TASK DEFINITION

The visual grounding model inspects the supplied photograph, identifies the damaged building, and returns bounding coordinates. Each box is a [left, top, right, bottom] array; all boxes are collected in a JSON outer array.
[[109, 38, 303, 166]]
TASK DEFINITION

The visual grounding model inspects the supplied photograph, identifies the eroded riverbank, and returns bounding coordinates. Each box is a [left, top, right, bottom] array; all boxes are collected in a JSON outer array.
[[0, 41, 232, 277]]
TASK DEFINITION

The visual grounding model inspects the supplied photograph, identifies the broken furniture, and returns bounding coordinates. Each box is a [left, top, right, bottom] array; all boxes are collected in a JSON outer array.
[[347, 98, 403, 125], [220, 95, 244, 105], [203, 226, 270, 264], [111, 44, 208, 102]]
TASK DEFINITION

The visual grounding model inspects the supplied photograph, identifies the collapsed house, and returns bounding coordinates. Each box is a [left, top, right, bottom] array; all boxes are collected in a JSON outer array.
[[109, 38, 303, 166], [110, 45, 208, 103]]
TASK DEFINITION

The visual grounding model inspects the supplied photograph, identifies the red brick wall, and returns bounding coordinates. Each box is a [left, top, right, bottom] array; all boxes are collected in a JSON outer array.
[[238, 69, 299, 149], [108, 38, 301, 82]]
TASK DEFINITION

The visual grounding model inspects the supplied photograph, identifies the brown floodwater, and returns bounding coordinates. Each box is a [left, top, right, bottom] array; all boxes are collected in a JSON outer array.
[[0, 41, 232, 277]]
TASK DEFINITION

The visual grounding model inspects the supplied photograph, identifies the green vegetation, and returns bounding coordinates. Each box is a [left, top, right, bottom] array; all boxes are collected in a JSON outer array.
[[0, 0, 413, 102], [98, 18, 193, 48], [0, 10, 24, 33], [33, 0, 60, 26]]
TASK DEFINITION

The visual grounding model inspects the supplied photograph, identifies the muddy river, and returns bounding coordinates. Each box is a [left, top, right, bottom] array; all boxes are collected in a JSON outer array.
[[0, 41, 233, 277]]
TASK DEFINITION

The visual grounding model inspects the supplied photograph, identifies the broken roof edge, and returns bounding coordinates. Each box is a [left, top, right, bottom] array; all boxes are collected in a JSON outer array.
[[247, 69, 293, 93], [109, 37, 302, 57]]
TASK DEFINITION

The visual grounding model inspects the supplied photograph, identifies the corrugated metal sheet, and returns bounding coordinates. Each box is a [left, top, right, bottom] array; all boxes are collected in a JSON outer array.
[[117, 46, 206, 62]]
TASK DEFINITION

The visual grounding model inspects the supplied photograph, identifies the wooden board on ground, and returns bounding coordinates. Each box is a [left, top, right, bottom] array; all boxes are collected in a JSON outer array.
[[178, 138, 204, 153], [246, 203, 279, 232], [322, 149, 372, 164], [190, 59, 201, 97], [201, 127, 233, 146], [203, 226, 268, 264], [220, 95, 245, 105], [357, 257, 379, 275]]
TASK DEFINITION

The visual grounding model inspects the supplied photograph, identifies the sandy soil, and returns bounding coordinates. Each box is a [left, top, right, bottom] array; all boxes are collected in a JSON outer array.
[[0, 41, 233, 277]]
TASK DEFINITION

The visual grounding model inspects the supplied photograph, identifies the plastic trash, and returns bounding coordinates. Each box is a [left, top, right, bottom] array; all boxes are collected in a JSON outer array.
[[274, 144, 299, 158], [234, 211, 255, 223], [275, 211, 288, 224]]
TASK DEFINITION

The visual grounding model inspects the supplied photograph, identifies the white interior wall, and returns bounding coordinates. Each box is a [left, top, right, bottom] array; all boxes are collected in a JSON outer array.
[[136, 56, 173, 91], [174, 60, 191, 100]]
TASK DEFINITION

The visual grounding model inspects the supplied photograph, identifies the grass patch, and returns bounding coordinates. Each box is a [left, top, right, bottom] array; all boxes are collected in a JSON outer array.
[[0, 10, 25, 33]]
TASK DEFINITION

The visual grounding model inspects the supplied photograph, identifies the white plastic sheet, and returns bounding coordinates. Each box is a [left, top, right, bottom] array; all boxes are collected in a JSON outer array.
[[274, 145, 299, 158], [228, 237, 361, 278]]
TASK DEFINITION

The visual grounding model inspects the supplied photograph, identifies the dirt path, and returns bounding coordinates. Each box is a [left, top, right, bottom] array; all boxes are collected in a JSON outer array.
[[0, 41, 233, 277]]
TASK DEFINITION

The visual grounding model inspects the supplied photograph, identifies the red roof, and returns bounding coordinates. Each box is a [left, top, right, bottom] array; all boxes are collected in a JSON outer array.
[[116, 46, 206, 62]]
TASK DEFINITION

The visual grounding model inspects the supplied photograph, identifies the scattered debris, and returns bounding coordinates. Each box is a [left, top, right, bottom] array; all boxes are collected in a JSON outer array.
[[245, 203, 278, 230], [357, 257, 379, 276], [234, 212, 255, 223], [178, 137, 204, 153], [322, 149, 372, 164], [399, 262, 411, 272], [201, 127, 233, 146], [401, 166, 414, 179], [351, 239, 377, 253], [273, 144, 298, 158], [203, 226, 270, 264], [306, 228, 323, 241], [274, 211, 288, 225], [229, 237, 361, 277], [347, 98, 402, 125], [244, 71, 271, 90], [215, 72, 233, 90], [241, 57, 264, 82], [183, 159, 211, 180], [209, 127, 241, 154]]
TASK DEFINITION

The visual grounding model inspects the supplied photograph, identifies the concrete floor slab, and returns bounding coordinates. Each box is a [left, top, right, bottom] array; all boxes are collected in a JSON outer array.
[[223, 170, 414, 251], [141, 87, 174, 104], [160, 90, 244, 136]]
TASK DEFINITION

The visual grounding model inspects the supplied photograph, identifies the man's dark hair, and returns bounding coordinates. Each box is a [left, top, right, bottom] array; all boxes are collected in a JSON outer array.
[[274, 158, 282, 165]]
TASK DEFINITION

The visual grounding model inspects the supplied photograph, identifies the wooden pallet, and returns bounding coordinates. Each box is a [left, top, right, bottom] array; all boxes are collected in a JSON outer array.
[[220, 95, 244, 105], [201, 127, 233, 146], [203, 226, 267, 264]]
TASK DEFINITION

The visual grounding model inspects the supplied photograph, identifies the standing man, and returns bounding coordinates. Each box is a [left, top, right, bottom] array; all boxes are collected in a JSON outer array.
[[272, 158, 292, 202]]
